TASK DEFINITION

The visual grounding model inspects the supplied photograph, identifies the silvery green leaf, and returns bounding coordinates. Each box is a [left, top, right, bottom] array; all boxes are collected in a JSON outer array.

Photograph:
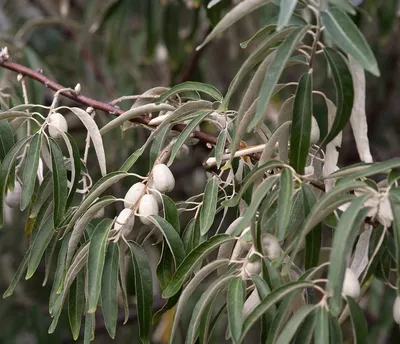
[[156, 82, 223, 103], [347, 296, 368, 344], [329, 0, 356, 15], [0, 119, 14, 162], [348, 55, 373, 163], [321, 96, 341, 191], [101, 242, 120, 339], [162, 234, 234, 298], [168, 110, 210, 166], [215, 129, 228, 168], [314, 306, 329, 344], [221, 27, 298, 110], [276, 168, 293, 240], [20, 133, 41, 210], [87, 219, 113, 313], [278, 96, 294, 162], [197, 0, 272, 51], [148, 215, 185, 267], [49, 139, 68, 227], [26, 214, 54, 279], [186, 274, 235, 344], [249, 26, 309, 132], [259, 121, 291, 165], [66, 196, 115, 267], [128, 241, 153, 344], [275, 305, 316, 344], [100, 103, 175, 135], [289, 72, 313, 174], [3, 248, 30, 298], [228, 176, 278, 237], [199, 176, 219, 235], [68, 269, 85, 340], [64, 132, 82, 208], [277, 0, 298, 30], [0, 136, 31, 227], [0, 110, 31, 120], [349, 225, 372, 277], [322, 47, 354, 146], [227, 277, 245, 343], [168, 259, 229, 343], [63, 171, 129, 236], [162, 194, 180, 232], [321, 8, 379, 76], [130, 87, 169, 109], [326, 196, 369, 315], [83, 313, 95, 344], [69, 107, 107, 176], [241, 281, 314, 341]]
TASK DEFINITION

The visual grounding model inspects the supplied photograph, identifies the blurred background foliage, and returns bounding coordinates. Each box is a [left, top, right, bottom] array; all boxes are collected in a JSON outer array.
[[0, 0, 400, 343]]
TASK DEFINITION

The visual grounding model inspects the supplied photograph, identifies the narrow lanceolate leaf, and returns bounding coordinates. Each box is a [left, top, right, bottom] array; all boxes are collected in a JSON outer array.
[[314, 306, 329, 344], [289, 72, 313, 174], [162, 195, 180, 233], [163, 234, 234, 298], [83, 313, 95, 344], [326, 196, 369, 316], [275, 305, 316, 344], [322, 47, 354, 145], [285, 180, 368, 270], [148, 215, 185, 267], [347, 296, 368, 344], [101, 242, 120, 339], [168, 259, 229, 343], [0, 119, 14, 162], [329, 313, 343, 344], [222, 161, 283, 208], [329, 0, 356, 15], [87, 219, 113, 313], [20, 133, 42, 210], [199, 176, 219, 235], [277, 168, 293, 240], [63, 171, 129, 235], [389, 188, 400, 290], [100, 103, 175, 135], [294, 311, 316, 343], [3, 249, 30, 298], [302, 184, 322, 270], [277, 0, 298, 31], [215, 130, 228, 168], [128, 242, 153, 344], [227, 277, 245, 343], [26, 214, 54, 279], [149, 124, 170, 169], [186, 275, 235, 344], [229, 176, 279, 237], [240, 281, 314, 341], [65, 133, 82, 208], [196, 0, 271, 51], [348, 55, 373, 163], [249, 26, 309, 132], [167, 111, 210, 166], [321, 8, 380, 76], [49, 139, 68, 227], [156, 82, 223, 103], [68, 270, 85, 340], [0, 136, 31, 227], [69, 107, 107, 176]]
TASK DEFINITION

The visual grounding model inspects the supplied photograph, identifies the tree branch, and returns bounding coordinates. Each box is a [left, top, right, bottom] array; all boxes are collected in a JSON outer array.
[[0, 60, 219, 145]]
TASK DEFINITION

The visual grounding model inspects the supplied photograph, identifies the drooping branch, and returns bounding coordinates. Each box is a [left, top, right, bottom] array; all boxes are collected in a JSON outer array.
[[0, 60, 219, 145]]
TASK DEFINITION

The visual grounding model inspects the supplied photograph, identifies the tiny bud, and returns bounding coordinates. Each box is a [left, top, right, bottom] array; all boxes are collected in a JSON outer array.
[[86, 107, 94, 114], [206, 143, 213, 149], [17, 74, 23, 81], [74, 83, 81, 94], [0, 46, 9, 61]]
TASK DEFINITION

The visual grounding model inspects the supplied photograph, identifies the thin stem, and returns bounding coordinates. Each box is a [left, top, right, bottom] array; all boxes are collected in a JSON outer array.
[[308, 1, 322, 69]]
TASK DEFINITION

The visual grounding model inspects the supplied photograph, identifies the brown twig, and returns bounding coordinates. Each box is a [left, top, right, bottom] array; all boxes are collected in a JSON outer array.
[[0, 59, 220, 146]]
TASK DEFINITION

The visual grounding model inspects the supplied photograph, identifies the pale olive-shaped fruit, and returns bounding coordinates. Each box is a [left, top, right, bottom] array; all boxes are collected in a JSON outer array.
[[342, 268, 360, 298], [48, 112, 68, 138], [124, 182, 146, 208], [5, 181, 22, 208], [152, 164, 175, 193], [138, 194, 159, 225]]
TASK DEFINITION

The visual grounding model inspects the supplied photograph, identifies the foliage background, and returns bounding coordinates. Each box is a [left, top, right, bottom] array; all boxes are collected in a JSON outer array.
[[0, 0, 400, 343]]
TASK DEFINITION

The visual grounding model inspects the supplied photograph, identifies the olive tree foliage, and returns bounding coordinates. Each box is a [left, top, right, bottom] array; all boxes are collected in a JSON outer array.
[[1, 0, 400, 343]]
